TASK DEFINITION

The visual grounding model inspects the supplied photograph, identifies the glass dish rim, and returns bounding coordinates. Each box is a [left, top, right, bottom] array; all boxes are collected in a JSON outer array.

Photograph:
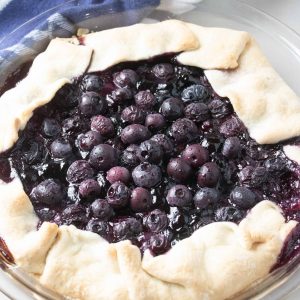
[[1, 0, 300, 299]]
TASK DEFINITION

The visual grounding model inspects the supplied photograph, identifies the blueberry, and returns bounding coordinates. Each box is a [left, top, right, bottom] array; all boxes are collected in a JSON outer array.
[[66, 160, 94, 183], [167, 158, 192, 183], [107, 181, 131, 208], [79, 179, 102, 199], [121, 145, 142, 167], [135, 90, 156, 109], [220, 116, 244, 137], [139, 140, 163, 164], [230, 186, 257, 209], [170, 118, 198, 144], [132, 163, 162, 188], [197, 162, 220, 187], [110, 87, 133, 104], [145, 209, 168, 232], [81, 74, 103, 92], [193, 188, 220, 209], [22, 141, 43, 164], [90, 199, 114, 220], [121, 124, 150, 144], [208, 99, 232, 118], [106, 166, 131, 184], [91, 115, 115, 137], [251, 167, 267, 187], [181, 84, 209, 103], [215, 206, 244, 222], [130, 187, 152, 212], [89, 144, 118, 171], [113, 217, 142, 240], [42, 118, 60, 137], [30, 179, 64, 205], [181, 144, 209, 168], [121, 106, 145, 124], [149, 234, 170, 255], [113, 69, 138, 88], [145, 114, 165, 132], [184, 102, 210, 122], [222, 137, 241, 158], [62, 204, 88, 225], [50, 138, 72, 159], [166, 185, 192, 207], [36, 208, 56, 222], [86, 219, 110, 238], [160, 98, 184, 120], [77, 131, 103, 152], [151, 134, 174, 156], [265, 157, 287, 176], [152, 63, 174, 82], [79, 92, 106, 116]]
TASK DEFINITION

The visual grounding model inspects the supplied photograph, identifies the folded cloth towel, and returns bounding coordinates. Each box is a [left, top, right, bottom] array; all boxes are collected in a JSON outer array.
[[0, 0, 159, 84]]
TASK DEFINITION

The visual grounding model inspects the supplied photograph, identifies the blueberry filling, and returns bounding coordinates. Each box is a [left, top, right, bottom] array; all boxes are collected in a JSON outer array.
[[1, 55, 300, 262]]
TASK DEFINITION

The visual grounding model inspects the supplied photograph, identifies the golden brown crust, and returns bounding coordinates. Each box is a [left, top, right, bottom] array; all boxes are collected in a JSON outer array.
[[0, 20, 299, 300]]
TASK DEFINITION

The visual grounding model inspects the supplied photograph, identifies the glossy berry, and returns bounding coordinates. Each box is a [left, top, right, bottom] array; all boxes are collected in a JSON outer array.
[[184, 102, 210, 122], [61, 204, 88, 225], [238, 166, 254, 185], [149, 234, 170, 255], [89, 144, 118, 171], [160, 98, 184, 120], [81, 74, 103, 92], [197, 162, 220, 187], [121, 105, 145, 124], [230, 186, 257, 209], [145, 114, 165, 132], [130, 187, 152, 212], [113, 218, 142, 240], [222, 137, 241, 158], [121, 124, 150, 144], [30, 179, 64, 205], [132, 163, 162, 188], [220, 116, 243, 137], [167, 158, 192, 183], [265, 157, 287, 176], [111, 87, 133, 104], [79, 92, 106, 116], [193, 188, 220, 209], [66, 160, 94, 183], [145, 209, 168, 232], [86, 219, 110, 237], [106, 166, 131, 184], [107, 181, 131, 208], [170, 118, 198, 143], [166, 185, 192, 207], [152, 63, 174, 82], [79, 179, 102, 199], [121, 145, 142, 167], [113, 69, 138, 88], [91, 115, 115, 137], [208, 99, 232, 118], [42, 118, 60, 137], [135, 90, 156, 109], [90, 199, 114, 220], [182, 144, 209, 168], [139, 140, 163, 164], [50, 138, 72, 159], [77, 131, 103, 152], [151, 134, 174, 155], [181, 84, 209, 103]]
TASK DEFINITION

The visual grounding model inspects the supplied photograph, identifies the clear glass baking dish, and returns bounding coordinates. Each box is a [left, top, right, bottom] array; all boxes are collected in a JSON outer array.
[[1, 0, 300, 299]]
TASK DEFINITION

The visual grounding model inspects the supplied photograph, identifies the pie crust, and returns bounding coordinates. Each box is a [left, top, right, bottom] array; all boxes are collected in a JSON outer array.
[[0, 20, 299, 300]]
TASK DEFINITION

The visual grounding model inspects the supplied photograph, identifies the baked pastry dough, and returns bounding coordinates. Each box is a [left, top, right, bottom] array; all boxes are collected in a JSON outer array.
[[0, 20, 299, 300]]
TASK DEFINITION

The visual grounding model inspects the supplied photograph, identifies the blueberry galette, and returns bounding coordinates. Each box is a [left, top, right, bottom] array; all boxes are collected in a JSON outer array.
[[1, 20, 300, 299]]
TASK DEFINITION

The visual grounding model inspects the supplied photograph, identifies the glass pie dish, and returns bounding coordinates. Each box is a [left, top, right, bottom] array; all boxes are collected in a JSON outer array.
[[1, 0, 300, 299]]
